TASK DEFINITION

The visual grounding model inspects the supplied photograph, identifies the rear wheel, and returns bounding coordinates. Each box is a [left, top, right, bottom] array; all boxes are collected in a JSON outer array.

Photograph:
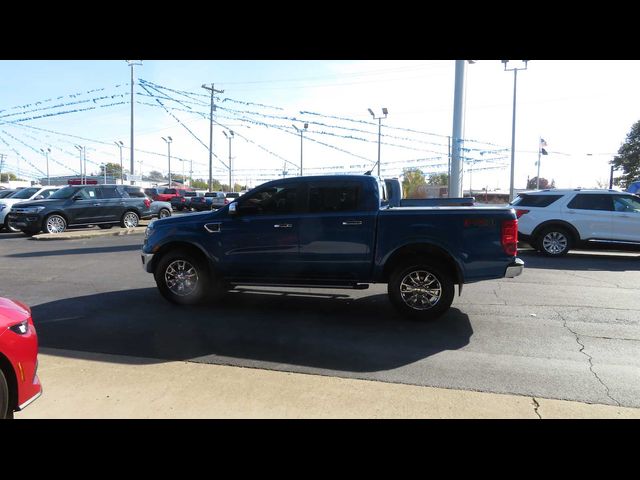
[[158, 208, 171, 219], [536, 226, 572, 256], [120, 211, 139, 229], [388, 261, 454, 321], [44, 214, 67, 234]]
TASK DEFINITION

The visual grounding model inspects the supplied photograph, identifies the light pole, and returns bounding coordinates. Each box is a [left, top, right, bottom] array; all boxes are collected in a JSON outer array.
[[127, 61, 142, 185], [74, 145, 84, 184], [162, 136, 172, 187], [115, 141, 124, 184], [101, 163, 107, 184], [502, 60, 529, 201], [202, 83, 224, 192], [368, 108, 388, 177], [40, 147, 51, 185], [223, 130, 234, 191], [292, 123, 308, 176]]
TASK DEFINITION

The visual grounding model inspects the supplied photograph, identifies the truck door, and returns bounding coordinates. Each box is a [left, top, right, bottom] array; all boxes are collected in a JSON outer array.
[[218, 181, 303, 278], [297, 180, 377, 281]]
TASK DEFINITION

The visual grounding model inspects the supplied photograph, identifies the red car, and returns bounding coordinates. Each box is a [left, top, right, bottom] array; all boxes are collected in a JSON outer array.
[[0, 298, 42, 419]]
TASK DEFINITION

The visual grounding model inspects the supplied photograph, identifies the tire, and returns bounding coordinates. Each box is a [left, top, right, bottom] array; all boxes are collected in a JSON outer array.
[[3, 216, 20, 233], [120, 211, 139, 229], [44, 214, 67, 234], [158, 208, 171, 219], [154, 250, 212, 305], [536, 226, 572, 256], [387, 261, 455, 321], [0, 369, 12, 420], [98, 225, 114, 230]]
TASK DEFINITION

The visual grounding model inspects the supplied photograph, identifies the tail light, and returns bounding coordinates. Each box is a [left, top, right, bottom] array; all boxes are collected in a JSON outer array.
[[224, 199, 229, 205], [515, 209, 529, 218], [144, 198, 151, 208], [501, 219, 518, 256], [181, 197, 186, 203]]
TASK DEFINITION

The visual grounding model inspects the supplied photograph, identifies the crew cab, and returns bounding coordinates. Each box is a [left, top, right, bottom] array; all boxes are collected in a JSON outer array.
[[141, 175, 524, 321], [156, 188, 193, 203]]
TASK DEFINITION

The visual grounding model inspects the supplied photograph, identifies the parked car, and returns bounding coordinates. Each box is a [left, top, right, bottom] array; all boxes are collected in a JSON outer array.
[[170, 191, 198, 211], [626, 181, 640, 195], [0, 189, 17, 199], [155, 188, 194, 203], [0, 186, 60, 232], [7, 184, 151, 235], [121, 186, 171, 219], [189, 195, 212, 212], [208, 191, 230, 209], [512, 189, 640, 256], [142, 175, 523, 321], [0, 297, 42, 419], [144, 187, 165, 201]]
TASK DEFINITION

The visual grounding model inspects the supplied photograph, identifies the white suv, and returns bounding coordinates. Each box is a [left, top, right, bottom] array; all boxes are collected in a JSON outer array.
[[0, 186, 59, 232], [511, 189, 640, 256]]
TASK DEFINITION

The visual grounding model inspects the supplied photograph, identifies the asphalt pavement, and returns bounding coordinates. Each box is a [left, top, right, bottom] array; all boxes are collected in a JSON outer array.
[[1, 227, 640, 418]]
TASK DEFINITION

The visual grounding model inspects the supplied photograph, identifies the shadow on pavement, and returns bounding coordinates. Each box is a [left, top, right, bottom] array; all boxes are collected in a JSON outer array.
[[7, 244, 141, 258], [518, 249, 640, 272], [31, 287, 473, 372]]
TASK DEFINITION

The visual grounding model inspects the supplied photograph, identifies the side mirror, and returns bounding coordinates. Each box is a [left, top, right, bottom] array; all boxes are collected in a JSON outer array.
[[228, 202, 238, 215], [72, 194, 83, 201]]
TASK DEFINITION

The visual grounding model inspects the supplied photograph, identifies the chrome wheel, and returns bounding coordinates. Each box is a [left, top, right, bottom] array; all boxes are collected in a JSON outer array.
[[542, 231, 568, 255], [159, 209, 171, 219], [399, 270, 442, 310], [123, 212, 139, 228], [46, 215, 66, 234], [165, 260, 199, 297]]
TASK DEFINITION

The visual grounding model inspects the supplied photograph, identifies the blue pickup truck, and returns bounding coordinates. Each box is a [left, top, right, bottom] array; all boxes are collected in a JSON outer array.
[[141, 175, 524, 321]]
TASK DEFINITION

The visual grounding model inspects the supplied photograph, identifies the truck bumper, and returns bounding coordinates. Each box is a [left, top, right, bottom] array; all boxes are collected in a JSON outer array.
[[504, 257, 524, 278]]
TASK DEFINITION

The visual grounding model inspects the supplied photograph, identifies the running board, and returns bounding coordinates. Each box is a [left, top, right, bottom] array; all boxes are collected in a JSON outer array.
[[230, 282, 370, 290]]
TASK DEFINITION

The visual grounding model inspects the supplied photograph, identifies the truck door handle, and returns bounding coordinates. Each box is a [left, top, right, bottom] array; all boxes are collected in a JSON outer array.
[[93, 203, 101, 206], [342, 220, 363, 226], [274, 224, 293, 228]]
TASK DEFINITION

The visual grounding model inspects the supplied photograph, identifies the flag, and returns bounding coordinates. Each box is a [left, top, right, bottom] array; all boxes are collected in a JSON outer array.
[[540, 138, 548, 155]]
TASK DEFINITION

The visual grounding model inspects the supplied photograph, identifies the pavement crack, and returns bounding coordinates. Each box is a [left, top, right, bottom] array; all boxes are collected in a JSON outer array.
[[556, 309, 621, 407], [531, 397, 542, 419]]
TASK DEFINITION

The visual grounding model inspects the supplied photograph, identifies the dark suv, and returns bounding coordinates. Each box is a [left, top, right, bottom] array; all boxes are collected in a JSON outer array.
[[7, 184, 151, 235]]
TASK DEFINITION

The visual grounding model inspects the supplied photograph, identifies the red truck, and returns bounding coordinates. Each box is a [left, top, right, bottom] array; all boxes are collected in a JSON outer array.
[[155, 188, 193, 202]]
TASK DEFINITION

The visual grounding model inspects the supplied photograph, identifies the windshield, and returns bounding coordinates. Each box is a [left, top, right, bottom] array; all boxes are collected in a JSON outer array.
[[10, 187, 40, 199], [49, 186, 82, 199], [0, 190, 16, 198]]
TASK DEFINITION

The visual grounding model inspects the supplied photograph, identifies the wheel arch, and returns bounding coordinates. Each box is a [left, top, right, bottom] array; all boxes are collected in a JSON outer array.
[[149, 241, 216, 276], [381, 242, 463, 285], [0, 352, 18, 413], [532, 220, 581, 242]]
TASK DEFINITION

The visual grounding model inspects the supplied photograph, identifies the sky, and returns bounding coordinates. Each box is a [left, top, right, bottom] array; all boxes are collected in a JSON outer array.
[[0, 60, 639, 192]]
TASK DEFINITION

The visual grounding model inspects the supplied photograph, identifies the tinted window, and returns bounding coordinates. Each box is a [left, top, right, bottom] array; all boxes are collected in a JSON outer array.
[[613, 195, 640, 212], [100, 187, 122, 199], [567, 194, 613, 211], [184, 191, 197, 197], [49, 186, 81, 199], [308, 184, 360, 213], [165, 189, 177, 195], [511, 194, 563, 207], [10, 187, 39, 199], [226, 193, 240, 199], [124, 187, 145, 198], [75, 187, 97, 200], [40, 189, 57, 199], [0, 190, 15, 198], [238, 184, 298, 215]]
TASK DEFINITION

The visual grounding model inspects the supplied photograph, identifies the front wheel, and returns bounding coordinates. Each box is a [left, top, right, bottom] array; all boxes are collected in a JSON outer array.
[[120, 211, 139, 229], [154, 250, 212, 305], [0, 369, 12, 419], [3, 216, 20, 233], [44, 214, 67, 234], [388, 262, 454, 321]]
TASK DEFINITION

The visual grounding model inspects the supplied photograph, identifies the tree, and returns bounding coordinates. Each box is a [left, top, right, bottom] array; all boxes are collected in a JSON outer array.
[[527, 177, 554, 190], [402, 168, 427, 198], [100, 162, 124, 180], [427, 173, 448, 186], [0, 172, 21, 182], [147, 170, 166, 182], [611, 120, 640, 188]]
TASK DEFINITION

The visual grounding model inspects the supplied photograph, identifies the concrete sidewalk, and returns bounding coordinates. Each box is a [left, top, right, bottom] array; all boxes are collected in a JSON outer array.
[[16, 349, 640, 419], [31, 225, 147, 240]]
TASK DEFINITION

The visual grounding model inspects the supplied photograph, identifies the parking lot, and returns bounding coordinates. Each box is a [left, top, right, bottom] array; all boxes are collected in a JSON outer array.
[[1, 223, 639, 417]]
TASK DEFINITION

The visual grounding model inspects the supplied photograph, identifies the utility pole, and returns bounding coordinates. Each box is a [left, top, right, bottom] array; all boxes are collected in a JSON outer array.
[[74, 145, 84, 184], [127, 61, 142, 185], [162, 137, 172, 187], [202, 83, 225, 192], [0, 153, 6, 183], [223, 130, 234, 191], [502, 60, 529, 201], [115, 141, 124, 184], [292, 122, 308, 176], [450, 60, 466, 198], [40, 148, 51, 185], [368, 108, 388, 177], [189, 159, 193, 187]]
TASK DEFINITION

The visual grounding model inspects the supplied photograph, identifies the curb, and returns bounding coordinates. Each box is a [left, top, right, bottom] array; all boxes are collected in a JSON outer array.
[[31, 226, 147, 241]]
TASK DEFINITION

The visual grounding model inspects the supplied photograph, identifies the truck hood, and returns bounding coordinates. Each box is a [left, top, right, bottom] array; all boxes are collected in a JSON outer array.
[[151, 209, 221, 228], [7, 198, 61, 209]]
